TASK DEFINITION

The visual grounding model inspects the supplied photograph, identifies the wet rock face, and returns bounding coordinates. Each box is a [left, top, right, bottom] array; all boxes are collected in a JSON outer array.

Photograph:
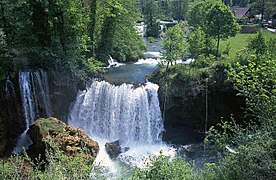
[[105, 140, 129, 159], [0, 117, 7, 157], [47, 71, 85, 122], [27, 117, 99, 162]]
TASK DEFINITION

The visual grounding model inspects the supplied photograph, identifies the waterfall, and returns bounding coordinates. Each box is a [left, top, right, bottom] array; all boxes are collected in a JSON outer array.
[[13, 70, 52, 154], [19, 70, 52, 128], [68, 80, 164, 145], [5, 78, 16, 99]]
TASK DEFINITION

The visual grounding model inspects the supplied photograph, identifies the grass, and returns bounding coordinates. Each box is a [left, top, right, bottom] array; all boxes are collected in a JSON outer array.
[[220, 29, 276, 58]]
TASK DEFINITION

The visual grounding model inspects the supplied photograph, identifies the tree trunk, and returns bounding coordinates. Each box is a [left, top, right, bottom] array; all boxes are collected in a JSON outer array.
[[216, 19, 221, 59], [260, 0, 265, 25], [216, 34, 220, 59], [90, 0, 97, 57]]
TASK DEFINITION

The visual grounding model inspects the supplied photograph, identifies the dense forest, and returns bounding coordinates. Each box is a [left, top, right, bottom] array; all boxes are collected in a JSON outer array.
[[0, 0, 276, 179]]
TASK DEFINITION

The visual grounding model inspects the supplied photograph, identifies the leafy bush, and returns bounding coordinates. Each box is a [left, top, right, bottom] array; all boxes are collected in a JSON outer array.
[[131, 154, 196, 180], [0, 143, 97, 180]]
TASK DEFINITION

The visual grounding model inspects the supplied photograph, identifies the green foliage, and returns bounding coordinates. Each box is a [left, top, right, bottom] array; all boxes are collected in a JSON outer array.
[[111, 0, 146, 62], [193, 54, 216, 68], [247, 31, 267, 58], [0, 155, 31, 179], [162, 24, 187, 65], [207, 2, 239, 58], [188, 0, 239, 58], [204, 31, 276, 179], [0, 31, 7, 54], [205, 119, 276, 180], [188, 28, 206, 59], [97, 0, 145, 63], [144, 0, 160, 38], [219, 30, 275, 59], [131, 154, 196, 180], [167, 0, 188, 22], [0, 143, 97, 179], [0, 0, 145, 80], [227, 33, 276, 120]]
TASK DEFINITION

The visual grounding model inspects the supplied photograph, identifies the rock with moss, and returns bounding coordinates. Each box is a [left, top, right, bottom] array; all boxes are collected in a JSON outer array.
[[27, 117, 99, 162]]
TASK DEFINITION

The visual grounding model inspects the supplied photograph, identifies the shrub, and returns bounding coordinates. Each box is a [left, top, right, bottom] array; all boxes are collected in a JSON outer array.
[[131, 154, 196, 180]]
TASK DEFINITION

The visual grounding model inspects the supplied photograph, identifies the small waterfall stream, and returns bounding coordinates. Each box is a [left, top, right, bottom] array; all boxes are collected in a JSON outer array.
[[19, 70, 52, 126], [13, 70, 52, 153]]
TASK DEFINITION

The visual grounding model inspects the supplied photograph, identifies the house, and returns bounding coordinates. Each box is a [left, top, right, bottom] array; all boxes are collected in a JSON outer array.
[[231, 6, 250, 24]]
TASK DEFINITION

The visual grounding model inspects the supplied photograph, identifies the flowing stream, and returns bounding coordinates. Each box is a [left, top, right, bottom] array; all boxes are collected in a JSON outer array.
[[13, 70, 52, 153]]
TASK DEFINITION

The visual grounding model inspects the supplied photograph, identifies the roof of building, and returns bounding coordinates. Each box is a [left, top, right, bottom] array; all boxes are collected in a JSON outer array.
[[231, 7, 250, 20]]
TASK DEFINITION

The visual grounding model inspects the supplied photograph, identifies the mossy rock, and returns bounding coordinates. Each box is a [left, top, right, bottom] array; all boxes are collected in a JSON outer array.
[[27, 117, 99, 164]]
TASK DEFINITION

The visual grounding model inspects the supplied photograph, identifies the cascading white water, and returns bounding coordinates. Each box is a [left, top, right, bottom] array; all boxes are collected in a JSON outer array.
[[107, 56, 124, 68], [19, 70, 52, 127], [5, 78, 16, 99], [68, 80, 164, 145], [69, 80, 175, 178], [13, 70, 52, 154]]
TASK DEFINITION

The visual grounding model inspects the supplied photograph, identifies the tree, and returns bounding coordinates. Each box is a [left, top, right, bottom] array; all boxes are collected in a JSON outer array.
[[188, 28, 206, 59], [247, 31, 267, 59], [144, 0, 160, 37], [250, 0, 276, 22], [169, 0, 188, 22], [188, 0, 217, 56], [188, 1, 239, 58], [97, 1, 120, 62], [207, 2, 239, 59], [223, 0, 233, 6], [228, 33, 276, 120], [89, 0, 98, 57], [188, 0, 214, 31], [97, 0, 145, 63], [162, 24, 187, 69]]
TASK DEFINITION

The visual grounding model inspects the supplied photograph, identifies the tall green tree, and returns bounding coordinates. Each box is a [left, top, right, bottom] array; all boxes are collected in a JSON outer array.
[[170, 0, 188, 21], [188, 28, 206, 59], [97, 0, 145, 63], [89, 0, 97, 57], [207, 2, 239, 58], [144, 0, 160, 37], [162, 24, 187, 69], [97, 1, 120, 62], [188, 0, 239, 58]]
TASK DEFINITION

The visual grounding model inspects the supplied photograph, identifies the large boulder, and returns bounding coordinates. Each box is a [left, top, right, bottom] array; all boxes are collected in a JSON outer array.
[[27, 117, 99, 162], [105, 140, 129, 159]]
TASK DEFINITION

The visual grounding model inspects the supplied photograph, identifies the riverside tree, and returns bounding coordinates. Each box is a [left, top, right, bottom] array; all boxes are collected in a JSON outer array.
[[162, 24, 187, 69], [97, 0, 145, 63], [144, 0, 161, 37], [0, 0, 146, 82]]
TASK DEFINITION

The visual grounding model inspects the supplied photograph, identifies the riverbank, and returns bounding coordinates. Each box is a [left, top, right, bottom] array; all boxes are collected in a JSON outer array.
[[150, 62, 246, 132]]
